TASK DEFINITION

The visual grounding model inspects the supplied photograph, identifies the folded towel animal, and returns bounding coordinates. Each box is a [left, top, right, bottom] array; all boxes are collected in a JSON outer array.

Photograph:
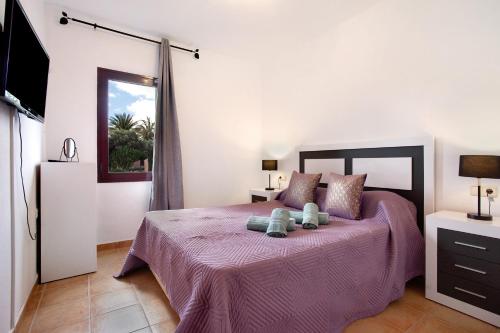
[[266, 208, 291, 238], [289, 210, 329, 225], [247, 216, 296, 232], [302, 202, 319, 229]]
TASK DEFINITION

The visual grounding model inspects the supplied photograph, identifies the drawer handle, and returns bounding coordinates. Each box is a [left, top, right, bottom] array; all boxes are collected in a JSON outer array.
[[453, 241, 487, 251], [454, 264, 487, 275], [454, 286, 487, 300]]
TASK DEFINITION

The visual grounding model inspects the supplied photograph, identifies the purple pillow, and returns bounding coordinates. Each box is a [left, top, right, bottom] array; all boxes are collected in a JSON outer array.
[[315, 187, 328, 212], [283, 171, 322, 209], [324, 172, 367, 220]]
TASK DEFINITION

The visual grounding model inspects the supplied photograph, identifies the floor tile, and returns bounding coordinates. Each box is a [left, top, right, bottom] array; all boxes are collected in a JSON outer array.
[[132, 272, 167, 305], [399, 286, 439, 313], [91, 288, 138, 316], [134, 282, 165, 302], [375, 299, 426, 331], [127, 268, 157, 287], [14, 285, 44, 333], [44, 275, 88, 290], [343, 316, 402, 333], [40, 281, 89, 307], [151, 320, 177, 333], [141, 296, 178, 326], [90, 275, 131, 296], [431, 305, 497, 333], [407, 314, 469, 333], [24, 288, 43, 313], [97, 240, 132, 252], [97, 249, 127, 265], [89, 266, 120, 282], [49, 319, 90, 333], [132, 327, 153, 333], [31, 298, 89, 333], [14, 307, 37, 333], [92, 304, 149, 333]]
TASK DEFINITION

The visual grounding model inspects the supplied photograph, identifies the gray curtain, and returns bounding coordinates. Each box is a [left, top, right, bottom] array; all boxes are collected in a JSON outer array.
[[149, 38, 184, 211]]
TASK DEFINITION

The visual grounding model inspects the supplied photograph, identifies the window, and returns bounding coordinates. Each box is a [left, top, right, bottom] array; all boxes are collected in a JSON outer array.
[[97, 68, 157, 183]]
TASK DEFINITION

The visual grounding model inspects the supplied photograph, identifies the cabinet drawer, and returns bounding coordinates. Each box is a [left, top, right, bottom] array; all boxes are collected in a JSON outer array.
[[438, 250, 500, 289], [438, 271, 500, 315], [438, 228, 500, 264], [251, 195, 267, 203]]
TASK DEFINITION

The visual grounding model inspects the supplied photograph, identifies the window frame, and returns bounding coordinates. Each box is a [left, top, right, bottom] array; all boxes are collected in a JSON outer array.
[[97, 67, 156, 183]]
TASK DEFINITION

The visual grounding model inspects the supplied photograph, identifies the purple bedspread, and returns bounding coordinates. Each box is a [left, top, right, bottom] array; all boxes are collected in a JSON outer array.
[[117, 191, 424, 333]]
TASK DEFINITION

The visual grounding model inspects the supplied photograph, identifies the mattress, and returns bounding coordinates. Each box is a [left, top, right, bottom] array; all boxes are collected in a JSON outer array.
[[117, 191, 424, 333]]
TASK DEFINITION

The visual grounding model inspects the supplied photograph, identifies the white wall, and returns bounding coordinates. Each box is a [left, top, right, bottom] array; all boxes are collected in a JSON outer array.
[[9, 0, 47, 329], [0, 105, 13, 333], [44, 5, 263, 243], [0, 107, 42, 333], [261, 0, 500, 216], [0, 0, 46, 328], [11, 112, 43, 326]]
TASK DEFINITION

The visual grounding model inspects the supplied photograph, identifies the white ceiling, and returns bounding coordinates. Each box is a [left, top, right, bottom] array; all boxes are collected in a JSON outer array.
[[46, 0, 381, 61]]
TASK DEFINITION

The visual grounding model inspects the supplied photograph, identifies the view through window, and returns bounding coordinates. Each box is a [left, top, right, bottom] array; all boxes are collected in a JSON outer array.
[[97, 68, 156, 183], [108, 80, 156, 173]]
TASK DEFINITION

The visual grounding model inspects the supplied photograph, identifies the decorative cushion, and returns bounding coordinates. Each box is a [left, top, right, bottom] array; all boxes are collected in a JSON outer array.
[[324, 173, 367, 220], [283, 171, 322, 209], [314, 187, 328, 212]]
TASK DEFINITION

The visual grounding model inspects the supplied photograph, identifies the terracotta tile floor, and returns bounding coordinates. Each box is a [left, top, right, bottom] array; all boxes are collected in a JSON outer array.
[[16, 245, 499, 333]]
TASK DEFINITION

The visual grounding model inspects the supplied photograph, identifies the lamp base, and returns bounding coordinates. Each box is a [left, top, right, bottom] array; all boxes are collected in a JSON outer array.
[[265, 187, 275, 191], [467, 212, 493, 221]]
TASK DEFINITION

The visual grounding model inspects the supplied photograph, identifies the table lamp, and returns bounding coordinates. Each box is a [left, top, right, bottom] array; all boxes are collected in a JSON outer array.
[[262, 160, 278, 191], [459, 155, 500, 221]]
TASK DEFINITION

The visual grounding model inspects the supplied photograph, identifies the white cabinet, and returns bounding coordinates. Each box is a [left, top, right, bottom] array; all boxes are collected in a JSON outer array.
[[41, 162, 97, 283], [249, 188, 282, 203]]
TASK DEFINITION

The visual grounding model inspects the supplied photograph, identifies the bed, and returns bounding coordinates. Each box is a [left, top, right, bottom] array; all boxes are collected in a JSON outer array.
[[117, 141, 433, 333]]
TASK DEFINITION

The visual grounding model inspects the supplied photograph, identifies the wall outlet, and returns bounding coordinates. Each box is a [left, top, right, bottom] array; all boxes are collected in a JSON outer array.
[[470, 185, 498, 198]]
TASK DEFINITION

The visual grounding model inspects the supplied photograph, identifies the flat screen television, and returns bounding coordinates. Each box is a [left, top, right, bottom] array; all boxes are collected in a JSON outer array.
[[0, 0, 49, 122]]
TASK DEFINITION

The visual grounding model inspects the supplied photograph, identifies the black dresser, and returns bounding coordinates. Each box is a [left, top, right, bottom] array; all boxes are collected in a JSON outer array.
[[426, 211, 500, 327], [437, 228, 500, 315]]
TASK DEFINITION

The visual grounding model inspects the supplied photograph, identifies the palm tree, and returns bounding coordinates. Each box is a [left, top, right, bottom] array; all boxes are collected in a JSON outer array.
[[109, 113, 137, 130], [135, 117, 155, 140]]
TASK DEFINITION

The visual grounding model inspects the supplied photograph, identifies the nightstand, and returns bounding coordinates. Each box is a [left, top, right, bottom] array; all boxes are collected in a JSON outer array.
[[249, 188, 282, 203], [425, 211, 500, 327]]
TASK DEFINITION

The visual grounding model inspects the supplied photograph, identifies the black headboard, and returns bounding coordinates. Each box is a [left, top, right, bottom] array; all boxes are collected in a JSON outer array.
[[299, 145, 425, 232]]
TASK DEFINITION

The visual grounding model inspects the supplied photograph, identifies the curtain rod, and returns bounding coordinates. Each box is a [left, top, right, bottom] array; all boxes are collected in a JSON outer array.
[[59, 11, 200, 59]]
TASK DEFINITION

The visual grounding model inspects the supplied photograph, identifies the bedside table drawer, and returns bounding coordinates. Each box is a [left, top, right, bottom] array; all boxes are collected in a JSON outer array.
[[438, 228, 500, 264], [438, 271, 500, 315], [251, 195, 267, 203], [438, 251, 500, 289]]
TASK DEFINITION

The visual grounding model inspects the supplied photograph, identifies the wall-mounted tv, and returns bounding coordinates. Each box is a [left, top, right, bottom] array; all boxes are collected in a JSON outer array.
[[0, 0, 49, 123]]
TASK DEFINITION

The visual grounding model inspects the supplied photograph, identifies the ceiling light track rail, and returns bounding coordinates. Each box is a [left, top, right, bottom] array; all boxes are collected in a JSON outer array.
[[59, 11, 200, 59]]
